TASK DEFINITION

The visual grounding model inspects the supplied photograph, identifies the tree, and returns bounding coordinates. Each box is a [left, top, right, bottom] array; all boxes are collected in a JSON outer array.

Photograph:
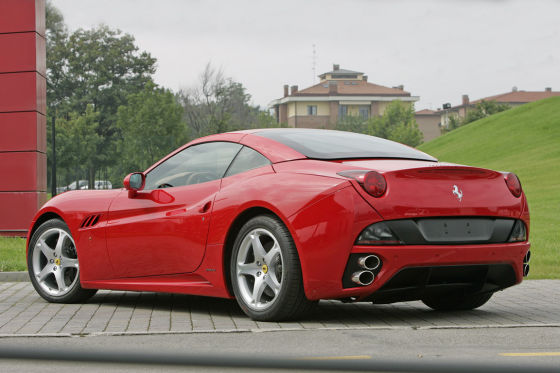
[[441, 113, 462, 134], [442, 100, 511, 134], [56, 105, 102, 187], [46, 1, 70, 191], [371, 101, 423, 147], [46, 1, 69, 113], [179, 63, 279, 138], [335, 115, 369, 135], [464, 100, 511, 124], [116, 83, 188, 172], [335, 101, 423, 147], [45, 2, 157, 188]]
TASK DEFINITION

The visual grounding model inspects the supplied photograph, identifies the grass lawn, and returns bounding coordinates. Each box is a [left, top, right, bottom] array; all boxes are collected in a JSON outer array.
[[0, 236, 27, 272], [420, 97, 560, 279], [1, 195, 50, 272]]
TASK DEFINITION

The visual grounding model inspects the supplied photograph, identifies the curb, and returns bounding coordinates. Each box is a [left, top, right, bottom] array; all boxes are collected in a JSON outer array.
[[1, 323, 559, 339], [0, 271, 28, 282]]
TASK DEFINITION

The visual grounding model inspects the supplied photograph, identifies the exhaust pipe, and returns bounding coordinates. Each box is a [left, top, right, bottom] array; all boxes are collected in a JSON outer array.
[[523, 264, 530, 277], [523, 250, 531, 277], [358, 255, 381, 270], [351, 271, 374, 286]]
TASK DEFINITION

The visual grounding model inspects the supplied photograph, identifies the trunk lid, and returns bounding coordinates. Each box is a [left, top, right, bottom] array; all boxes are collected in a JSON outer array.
[[341, 159, 523, 220]]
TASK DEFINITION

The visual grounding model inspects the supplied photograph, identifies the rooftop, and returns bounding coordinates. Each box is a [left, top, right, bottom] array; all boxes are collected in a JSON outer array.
[[471, 89, 560, 105], [318, 64, 364, 79], [449, 88, 560, 109], [415, 109, 439, 115], [295, 80, 410, 97]]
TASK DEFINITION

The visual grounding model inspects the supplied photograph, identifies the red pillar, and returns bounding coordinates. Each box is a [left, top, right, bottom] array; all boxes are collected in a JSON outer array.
[[0, 0, 47, 237]]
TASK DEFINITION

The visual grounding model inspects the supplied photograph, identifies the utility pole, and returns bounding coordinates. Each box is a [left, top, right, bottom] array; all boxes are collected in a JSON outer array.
[[312, 44, 317, 84], [51, 116, 57, 197]]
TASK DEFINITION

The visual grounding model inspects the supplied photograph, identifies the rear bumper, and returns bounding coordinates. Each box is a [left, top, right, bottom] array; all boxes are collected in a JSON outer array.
[[307, 241, 530, 301]]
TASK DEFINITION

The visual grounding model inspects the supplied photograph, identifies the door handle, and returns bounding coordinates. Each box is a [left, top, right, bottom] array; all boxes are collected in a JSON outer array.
[[199, 201, 212, 213]]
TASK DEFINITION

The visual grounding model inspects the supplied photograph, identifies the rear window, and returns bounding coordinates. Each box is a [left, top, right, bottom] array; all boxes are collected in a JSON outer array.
[[255, 129, 437, 161]]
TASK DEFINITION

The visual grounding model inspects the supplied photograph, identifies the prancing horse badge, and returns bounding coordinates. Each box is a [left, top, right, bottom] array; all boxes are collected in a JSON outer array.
[[452, 185, 463, 202]]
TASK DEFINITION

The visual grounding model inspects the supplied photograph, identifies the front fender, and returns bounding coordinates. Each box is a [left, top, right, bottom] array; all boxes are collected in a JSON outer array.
[[26, 190, 121, 281]]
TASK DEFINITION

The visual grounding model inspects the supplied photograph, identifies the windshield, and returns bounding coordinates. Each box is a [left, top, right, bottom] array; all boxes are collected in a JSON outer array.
[[255, 129, 437, 161]]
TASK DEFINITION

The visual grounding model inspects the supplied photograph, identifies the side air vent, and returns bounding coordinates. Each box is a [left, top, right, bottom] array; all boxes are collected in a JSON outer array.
[[80, 214, 101, 228]]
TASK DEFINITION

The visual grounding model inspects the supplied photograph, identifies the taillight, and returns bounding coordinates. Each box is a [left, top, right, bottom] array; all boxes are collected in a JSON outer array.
[[504, 172, 522, 197], [338, 170, 387, 197], [363, 171, 386, 197]]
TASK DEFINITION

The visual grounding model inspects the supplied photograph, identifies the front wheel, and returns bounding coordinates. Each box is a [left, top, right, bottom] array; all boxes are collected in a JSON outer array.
[[27, 218, 97, 303], [422, 292, 493, 311], [230, 215, 315, 321]]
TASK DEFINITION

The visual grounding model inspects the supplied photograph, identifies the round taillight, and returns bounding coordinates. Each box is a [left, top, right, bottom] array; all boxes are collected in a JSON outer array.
[[504, 172, 522, 197], [363, 171, 387, 197]]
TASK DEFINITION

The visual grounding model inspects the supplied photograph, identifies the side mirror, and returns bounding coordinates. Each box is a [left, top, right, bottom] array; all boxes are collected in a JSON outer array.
[[123, 173, 145, 197]]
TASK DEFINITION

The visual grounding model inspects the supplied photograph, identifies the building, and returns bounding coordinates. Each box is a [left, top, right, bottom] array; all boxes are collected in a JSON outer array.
[[414, 109, 441, 142], [441, 87, 560, 127], [269, 64, 419, 129], [0, 0, 47, 236]]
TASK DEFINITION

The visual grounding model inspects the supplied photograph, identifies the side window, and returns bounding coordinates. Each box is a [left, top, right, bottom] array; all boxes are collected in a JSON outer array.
[[144, 142, 242, 189], [225, 146, 271, 177]]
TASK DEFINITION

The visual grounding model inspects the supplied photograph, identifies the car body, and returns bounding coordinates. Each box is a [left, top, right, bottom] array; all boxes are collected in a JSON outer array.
[[27, 129, 531, 320]]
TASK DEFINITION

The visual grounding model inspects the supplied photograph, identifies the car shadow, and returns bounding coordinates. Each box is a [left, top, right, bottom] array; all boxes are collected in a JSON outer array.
[[87, 290, 502, 327]]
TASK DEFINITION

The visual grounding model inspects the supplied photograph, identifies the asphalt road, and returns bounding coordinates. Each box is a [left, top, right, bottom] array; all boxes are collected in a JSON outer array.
[[0, 327, 559, 372]]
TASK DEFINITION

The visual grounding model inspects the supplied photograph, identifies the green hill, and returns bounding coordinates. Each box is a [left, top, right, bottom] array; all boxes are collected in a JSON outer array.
[[419, 97, 560, 279]]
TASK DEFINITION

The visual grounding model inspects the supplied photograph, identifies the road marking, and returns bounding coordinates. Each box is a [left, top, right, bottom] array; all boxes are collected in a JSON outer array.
[[300, 355, 372, 360], [500, 352, 560, 357]]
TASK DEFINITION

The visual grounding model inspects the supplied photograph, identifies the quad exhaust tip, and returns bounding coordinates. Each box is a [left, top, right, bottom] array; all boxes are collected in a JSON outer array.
[[523, 251, 531, 264], [523, 250, 531, 277], [351, 271, 374, 286], [358, 255, 381, 271]]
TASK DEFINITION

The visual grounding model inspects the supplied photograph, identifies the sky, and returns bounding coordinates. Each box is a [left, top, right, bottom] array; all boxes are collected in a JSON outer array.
[[53, 0, 560, 111]]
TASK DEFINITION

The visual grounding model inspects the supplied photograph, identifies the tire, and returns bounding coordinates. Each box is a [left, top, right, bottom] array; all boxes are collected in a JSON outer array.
[[27, 218, 97, 303], [421, 292, 493, 311], [230, 215, 315, 321]]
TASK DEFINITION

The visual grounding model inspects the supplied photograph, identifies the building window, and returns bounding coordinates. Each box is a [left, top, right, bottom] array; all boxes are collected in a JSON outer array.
[[307, 105, 317, 116], [339, 105, 348, 118], [359, 106, 370, 119]]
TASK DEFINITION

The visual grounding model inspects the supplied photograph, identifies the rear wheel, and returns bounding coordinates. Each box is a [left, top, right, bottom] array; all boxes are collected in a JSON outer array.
[[422, 292, 493, 311], [230, 215, 315, 321], [28, 219, 97, 303]]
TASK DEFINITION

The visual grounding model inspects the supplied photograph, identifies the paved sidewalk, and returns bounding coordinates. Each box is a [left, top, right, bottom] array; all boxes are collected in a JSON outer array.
[[0, 280, 558, 337]]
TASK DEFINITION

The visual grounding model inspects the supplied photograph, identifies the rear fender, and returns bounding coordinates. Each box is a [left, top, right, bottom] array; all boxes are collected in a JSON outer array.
[[288, 186, 382, 300]]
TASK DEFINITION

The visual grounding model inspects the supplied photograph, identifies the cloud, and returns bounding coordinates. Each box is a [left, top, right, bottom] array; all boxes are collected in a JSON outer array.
[[53, 0, 560, 109]]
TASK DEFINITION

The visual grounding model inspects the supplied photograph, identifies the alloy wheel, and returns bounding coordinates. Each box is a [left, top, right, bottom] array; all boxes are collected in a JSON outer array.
[[32, 228, 80, 297], [235, 228, 284, 311]]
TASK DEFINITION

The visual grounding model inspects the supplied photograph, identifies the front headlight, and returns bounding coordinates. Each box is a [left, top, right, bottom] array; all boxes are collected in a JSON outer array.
[[355, 222, 403, 245]]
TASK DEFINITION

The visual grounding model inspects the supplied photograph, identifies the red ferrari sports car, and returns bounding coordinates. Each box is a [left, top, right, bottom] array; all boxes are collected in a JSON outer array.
[[27, 129, 531, 321]]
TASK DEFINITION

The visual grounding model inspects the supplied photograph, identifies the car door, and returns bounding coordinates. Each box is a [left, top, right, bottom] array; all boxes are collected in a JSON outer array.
[[105, 141, 242, 278]]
